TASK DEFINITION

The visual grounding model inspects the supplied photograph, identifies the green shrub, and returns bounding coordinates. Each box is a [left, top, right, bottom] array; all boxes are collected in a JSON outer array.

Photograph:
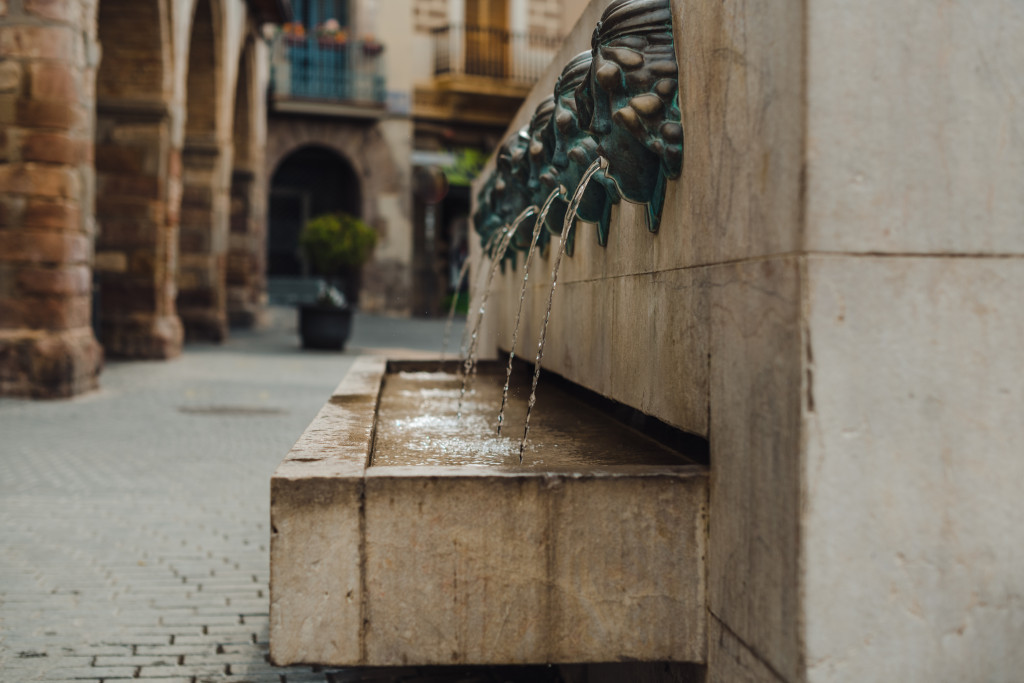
[[299, 212, 377, 277]]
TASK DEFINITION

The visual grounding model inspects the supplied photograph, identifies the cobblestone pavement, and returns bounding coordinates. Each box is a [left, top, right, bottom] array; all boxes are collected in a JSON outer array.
[[0, 310, 561, 683]]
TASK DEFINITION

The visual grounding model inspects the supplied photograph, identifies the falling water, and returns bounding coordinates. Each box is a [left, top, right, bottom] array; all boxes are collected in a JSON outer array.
[[519, 157, 607, 461], [457, 228, 505, 361], [497, 185, 565, 436], [440, 229, 502, 365], [457, 205, 537, 417]]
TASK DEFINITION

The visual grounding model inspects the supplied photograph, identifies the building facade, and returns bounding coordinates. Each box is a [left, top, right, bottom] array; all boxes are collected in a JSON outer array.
[[264, 0, 588, 317]]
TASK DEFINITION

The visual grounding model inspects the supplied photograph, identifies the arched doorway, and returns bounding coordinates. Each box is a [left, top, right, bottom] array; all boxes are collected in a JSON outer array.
[[227, 39, 264, 328], [268, 146, 361, 278], [94, 0, 181, 358], [178, 0, 231, 342]]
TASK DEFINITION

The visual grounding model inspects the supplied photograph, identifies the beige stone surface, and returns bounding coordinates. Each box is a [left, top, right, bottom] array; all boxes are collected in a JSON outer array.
[[677, 0, 805, 267], [269, 357, 385, 666], [805, 2, 1024, 255], [706, 257, 803, 683], [802, 256, 1024, 682], [363, 466, 708, 666], [488, 260, 710, 437], [546, 474, 707, 663], [707, 616, 786, 683], [363, 472, 550, 665]]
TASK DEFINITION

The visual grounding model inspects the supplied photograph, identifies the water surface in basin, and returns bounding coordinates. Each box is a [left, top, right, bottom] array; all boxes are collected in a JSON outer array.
[[371, 368, 693, 470]]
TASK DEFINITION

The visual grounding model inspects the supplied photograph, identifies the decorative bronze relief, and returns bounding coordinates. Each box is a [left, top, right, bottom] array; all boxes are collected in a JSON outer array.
[[474, 0, 681, 250], [576, 0, 681, 233]]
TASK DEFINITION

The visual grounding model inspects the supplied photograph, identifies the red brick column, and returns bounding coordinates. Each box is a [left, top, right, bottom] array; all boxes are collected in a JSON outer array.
[[0, 1, 103, 397]]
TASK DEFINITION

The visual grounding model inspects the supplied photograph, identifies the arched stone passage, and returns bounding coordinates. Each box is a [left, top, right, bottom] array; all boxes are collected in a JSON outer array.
[[178, 0, 232, 342], [94, 0, 183, 359], [227, 38, 267, 328], [268, 146, 362, 278]]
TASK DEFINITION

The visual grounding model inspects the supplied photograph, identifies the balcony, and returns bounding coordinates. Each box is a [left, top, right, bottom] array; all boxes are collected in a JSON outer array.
[[414, 24, 561, 128], [270, 33, 387, 119], [432, 24, 561, 83]]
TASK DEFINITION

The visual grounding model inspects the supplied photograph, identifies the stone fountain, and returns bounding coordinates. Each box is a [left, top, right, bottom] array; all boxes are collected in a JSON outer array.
[[271, 0, 709, 669], [272, 0, 1024, 679]]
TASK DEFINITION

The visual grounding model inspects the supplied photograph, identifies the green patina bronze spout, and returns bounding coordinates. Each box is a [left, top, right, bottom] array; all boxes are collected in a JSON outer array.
[[474, 0, 682, 251]]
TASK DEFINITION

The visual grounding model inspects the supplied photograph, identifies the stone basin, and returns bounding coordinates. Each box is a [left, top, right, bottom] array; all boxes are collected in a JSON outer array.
[[270, 357, 708, 667]]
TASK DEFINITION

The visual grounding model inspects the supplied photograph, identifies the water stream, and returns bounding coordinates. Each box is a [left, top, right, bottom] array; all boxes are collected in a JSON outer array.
[[440, 229, 502, 365], [519, 157, 607, 461], [457, 206, 537, 417], [457, 228, 506, 362], [497, 186, 565, 436]]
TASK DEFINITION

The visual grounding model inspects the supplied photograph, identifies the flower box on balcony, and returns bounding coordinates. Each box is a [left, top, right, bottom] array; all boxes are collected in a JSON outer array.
[[318, 37, 348, 49]]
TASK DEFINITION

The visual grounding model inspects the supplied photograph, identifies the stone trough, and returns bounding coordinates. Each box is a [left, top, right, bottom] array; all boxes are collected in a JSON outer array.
[[269, 356, 708, 666]]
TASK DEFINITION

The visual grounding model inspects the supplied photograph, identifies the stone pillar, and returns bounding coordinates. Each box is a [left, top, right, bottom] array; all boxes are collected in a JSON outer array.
[[178, 138, 230, 341], [92, 0, 181, 359], [227, 167, 267, 327], [226, 39, 267, 329], [0, 0, 103, 397], [94, 101, 183, 358]]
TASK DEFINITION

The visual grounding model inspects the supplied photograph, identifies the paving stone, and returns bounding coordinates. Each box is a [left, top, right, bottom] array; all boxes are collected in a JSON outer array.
[[47, 665, 140, 679]]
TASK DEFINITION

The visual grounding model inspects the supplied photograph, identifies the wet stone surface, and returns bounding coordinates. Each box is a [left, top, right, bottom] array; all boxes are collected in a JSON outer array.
[[372, 367, 695, 470]]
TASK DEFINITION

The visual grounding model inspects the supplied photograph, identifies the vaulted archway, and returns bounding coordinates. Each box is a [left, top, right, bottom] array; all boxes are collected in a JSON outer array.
[[94, 0, 182, 358], [178, 0, 232, 342]]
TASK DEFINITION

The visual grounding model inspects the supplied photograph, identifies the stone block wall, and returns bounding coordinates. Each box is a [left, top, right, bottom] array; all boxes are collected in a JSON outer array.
[[476, 0, 1024, 680], [0, 0, 103, 397]]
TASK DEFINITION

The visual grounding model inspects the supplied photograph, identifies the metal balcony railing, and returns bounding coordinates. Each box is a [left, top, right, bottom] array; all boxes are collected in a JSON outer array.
[[272, 34, 386, 104], [431, 24, 561, 84]]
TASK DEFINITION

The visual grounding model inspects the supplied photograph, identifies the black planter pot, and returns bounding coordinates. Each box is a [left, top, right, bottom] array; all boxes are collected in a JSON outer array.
[[299, 304, 353, 350]]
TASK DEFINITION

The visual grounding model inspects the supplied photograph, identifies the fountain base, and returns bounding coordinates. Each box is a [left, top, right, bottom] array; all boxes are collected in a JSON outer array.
[[270, 357, 708, 666]]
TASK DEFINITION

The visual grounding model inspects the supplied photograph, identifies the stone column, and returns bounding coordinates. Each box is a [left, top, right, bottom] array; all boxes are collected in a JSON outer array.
[[94, 100, 183, 358], [0, 0, 103, 398], [178, 138, 230, 341], [227, 166, 267, 327]]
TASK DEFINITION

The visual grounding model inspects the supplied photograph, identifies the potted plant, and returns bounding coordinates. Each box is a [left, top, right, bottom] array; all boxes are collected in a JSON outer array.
[[281, 21, 307, 45], [315, 18, 348, 48], [361, 35, 384, 56], [298, 212, 377, 350]]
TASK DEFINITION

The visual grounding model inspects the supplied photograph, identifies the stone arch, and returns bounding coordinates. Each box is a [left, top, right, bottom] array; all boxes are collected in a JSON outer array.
[[264, 117, 412, 314], [94, 0, 183, 359], [178, 0, 233, 342], [227, 37, 266, 328], [268, 145, 363, 278]]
